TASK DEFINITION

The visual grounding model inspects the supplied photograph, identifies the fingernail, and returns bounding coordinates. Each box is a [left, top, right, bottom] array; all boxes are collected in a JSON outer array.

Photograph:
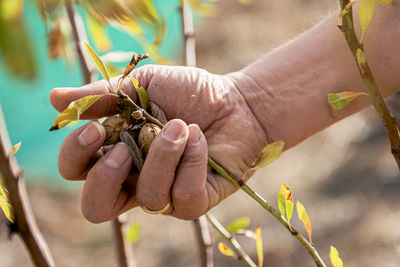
[[105, 143, 131, 168], [162, 120, 186, 141], [78, 122, 102, 146], [188, 125, 201, 145]]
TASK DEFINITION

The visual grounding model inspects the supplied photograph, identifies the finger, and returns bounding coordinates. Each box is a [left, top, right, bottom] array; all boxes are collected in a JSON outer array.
[[49, 65, 160, 120], [58, 121, 106, 180], [171, 124, 210, 220], [81, 142, 134, 224], [136, 119, 189, 213]]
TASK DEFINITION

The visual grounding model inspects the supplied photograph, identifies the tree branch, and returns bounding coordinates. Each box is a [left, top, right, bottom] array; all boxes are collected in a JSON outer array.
[[111, 215, 135, 267], [65, 2, 133, 266], [208, 158, 327, 267], [338, 0, 400, 168], [206, 214, 256, 267], [65, 0, 95, 84], [179, 1, 213, 266], [0, 105, 56, 267]]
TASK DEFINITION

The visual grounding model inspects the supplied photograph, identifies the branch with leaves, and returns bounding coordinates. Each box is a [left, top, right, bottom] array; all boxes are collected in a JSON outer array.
[[0, 106, 55, 267], [331, 0, 400, 168]]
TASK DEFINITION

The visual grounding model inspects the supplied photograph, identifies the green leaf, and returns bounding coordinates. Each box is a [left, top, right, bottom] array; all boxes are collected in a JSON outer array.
[[330, 246, 344, 267], [251, 140, 285, 170], [278, 184, 294, 227], [126, 222, 140, 245], [128, 76, 149, 110], [377, 0, 392, 4], [218, 242, 235, 257], [84, 42, 110, 82], [225, 217, 250, 234], [50, 95, 103, 131], [0, 0, 37, 80], [328, 91, 367, 110], [255, 227, 263, 267], [296, 201, 312, 243], [86, 13, 111, 52], [11, 142, 21, 155], [358, 0, 376, 43]]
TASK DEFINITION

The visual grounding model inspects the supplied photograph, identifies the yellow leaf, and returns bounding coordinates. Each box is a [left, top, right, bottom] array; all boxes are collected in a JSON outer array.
[[128, 0, 160, 26], [126, 223, 140, 245], [50, 95, 103, 131], [251, 140, 285, 170], [278, 184, 294, 227], [358, 0, 376, 43], [255, 227, 263, 267], [330, 246, 344, 267], [86, 13, 111, 52], [327, 91, 367, 110], [0, 176, 13, 223], [218, 242, 235, 257], [296, 201, 312, 243], [225, 217, 251, 234], [84, 42, 110, 82], [11, 142, 21, 155]]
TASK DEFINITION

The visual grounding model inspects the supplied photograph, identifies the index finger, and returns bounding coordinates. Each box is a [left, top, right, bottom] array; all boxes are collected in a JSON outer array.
[[49, 77, 137, 120]]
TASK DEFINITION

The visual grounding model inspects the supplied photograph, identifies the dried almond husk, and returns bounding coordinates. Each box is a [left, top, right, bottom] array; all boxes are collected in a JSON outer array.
[[102, 116, 128, 145], [138, 123, 161, 154], [149, 102, 167, 124]]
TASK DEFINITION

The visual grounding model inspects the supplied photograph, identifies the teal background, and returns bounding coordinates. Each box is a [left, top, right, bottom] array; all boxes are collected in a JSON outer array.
[[0, 0, 185, 184]]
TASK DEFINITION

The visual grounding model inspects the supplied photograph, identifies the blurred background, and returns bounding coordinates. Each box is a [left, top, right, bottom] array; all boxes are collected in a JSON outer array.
[[1, 0, 400, 266]]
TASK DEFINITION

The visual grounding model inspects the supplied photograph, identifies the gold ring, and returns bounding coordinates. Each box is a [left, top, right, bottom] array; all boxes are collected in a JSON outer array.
[[140, 202, 171, 215]]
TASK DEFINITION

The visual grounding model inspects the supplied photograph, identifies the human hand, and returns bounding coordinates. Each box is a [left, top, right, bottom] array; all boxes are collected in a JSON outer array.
[[50, 65, 267, 222]]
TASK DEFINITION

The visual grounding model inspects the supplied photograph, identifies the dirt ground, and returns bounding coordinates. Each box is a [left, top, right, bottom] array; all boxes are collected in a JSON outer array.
[[2, 0, 400, 266]]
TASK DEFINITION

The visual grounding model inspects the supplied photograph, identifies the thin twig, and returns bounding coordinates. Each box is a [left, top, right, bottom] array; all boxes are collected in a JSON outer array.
[[0, 105, 56, 267], [111, 215, 135, 267], [338, 0, 400, 169], [65, 0, 95, 84], [65, 2, 133, 266], [180, 1, 213, 266], [206, 214, 257, 267], [208, 158, 327, 267]]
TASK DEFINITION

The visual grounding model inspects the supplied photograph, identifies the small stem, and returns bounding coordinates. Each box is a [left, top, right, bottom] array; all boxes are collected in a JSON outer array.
[[111, 216, 135, 267], [206, 214, 257, 267], [193, 217, 214, 267], [0, 105, 56, 267], [338, 0, 400, 169], [208, 158, 327, 267]]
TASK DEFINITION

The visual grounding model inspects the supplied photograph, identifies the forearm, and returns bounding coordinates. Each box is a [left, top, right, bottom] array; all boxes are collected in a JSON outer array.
[[230, 4, 400, 149]]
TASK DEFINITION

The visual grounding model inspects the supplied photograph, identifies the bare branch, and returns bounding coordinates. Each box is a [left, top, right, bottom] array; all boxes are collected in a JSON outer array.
[[111, 216, 135, 267], [65, 0, 95, 84], [0, 105, 56, 267]]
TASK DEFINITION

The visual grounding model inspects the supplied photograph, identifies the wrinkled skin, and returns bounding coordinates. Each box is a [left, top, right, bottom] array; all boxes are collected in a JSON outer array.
[[50, 65, 267, 222]]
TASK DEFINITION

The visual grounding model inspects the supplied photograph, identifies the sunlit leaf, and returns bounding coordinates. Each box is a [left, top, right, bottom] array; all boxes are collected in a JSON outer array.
[[328, 91, 367, 110], [218, 242, 235, 257], [135, 85, 149, 110], [225, 217, 250, 234], [128, 0, 160, 26], [377, 0, 393, 3], [278, 184, 294, 227], [84, 42, 110, 82], [50, 95, 103, 131], [126, 222, 140, 245], [0, 175, 14, 223], [330, 246, 344, 267], [358, 0, 376, 43], [86, 13, 111, 52], [0, 0, 37, 80], [255, 227, 263, 267], [296, 201, 312, 243], [251, 140, 285, 170], [11, 142, 21, 155]]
